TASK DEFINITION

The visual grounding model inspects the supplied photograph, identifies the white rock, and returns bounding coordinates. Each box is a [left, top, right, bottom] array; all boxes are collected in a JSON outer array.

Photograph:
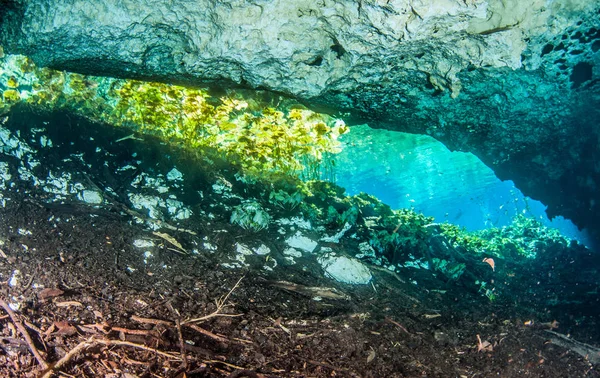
[[276, 217, 312, 230], [40, 135, 53, 148], [78, 189, 103, 204], [167, 168, 183, 181], [203, 242, 217, 252], [356, 242, 376, 259], [254, 244, 270, 255], [283, 247, 302, 258], [285, 233, 317, 253], [0, 162, 11, 189], [166, 198, 192, 220], [318, 255, 372, 285], [128, 193, 164, 219], [235, 243, 253, 256], [8, 270, 20, 287], [133, 239, 155, 248], [320, 222, 351, 243]]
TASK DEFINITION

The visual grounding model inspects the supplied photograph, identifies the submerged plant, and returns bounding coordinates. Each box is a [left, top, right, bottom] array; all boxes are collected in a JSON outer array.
[[269, 189, 305, 211], [230, 202, 270, 232], [431, 258, 466, 280], [476, 280, 497, 302], [440, 214, 570, 259], [0, 54, 349, 183]]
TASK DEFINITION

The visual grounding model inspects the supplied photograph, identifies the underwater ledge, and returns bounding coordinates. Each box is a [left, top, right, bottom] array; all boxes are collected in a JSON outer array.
[[0, 104, 598, 376]]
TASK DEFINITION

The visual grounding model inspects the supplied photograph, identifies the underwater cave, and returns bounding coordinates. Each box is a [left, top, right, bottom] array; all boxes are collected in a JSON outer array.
[[0, 0, 599, 377]]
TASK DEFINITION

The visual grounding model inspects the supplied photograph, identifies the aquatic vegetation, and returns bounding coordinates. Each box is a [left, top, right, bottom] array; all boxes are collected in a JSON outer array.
[[366, 208, 434, 265], [3, 89, 20, 102], [431, 258, 466, 280], [440, 215, 570, 259], [269, 189, 304, 211], [297, 179, 435, 265], [476, 280, 497, 302], [230, 202, 270, 232], [0, 54, 348, 182]]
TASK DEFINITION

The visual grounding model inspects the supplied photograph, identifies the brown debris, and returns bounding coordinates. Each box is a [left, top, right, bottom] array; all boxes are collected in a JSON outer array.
[[266, 280, 349, 300], [0, 298, 49, 370], [38, 288, 65, 301]]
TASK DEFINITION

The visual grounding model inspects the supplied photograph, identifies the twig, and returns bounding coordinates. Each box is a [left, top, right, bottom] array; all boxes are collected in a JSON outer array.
[[22, 273, 36, 290], [183, 312, 243, 325], [385, 317, 411, 335], [176, 319, 188, 369], [131, 315, 172, 326], [184, 323, 229, 343], [112, 327, 155, 336], [115, 133, 143, 143], [98, 338, 182, 359], [39, 338, 95, 378], [183, 276, 244, 325], [153, 231, 187, 254], [131, 314, 229, 343], [204, 359, 247, 370], [0, 298, 48, 369], [40, 336, 183, 377], [218, 276, 244, 308], [545, 330, 600, 364]]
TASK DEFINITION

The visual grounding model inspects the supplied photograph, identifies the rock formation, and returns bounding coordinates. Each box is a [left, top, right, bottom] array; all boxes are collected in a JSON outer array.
[[1, 0, 599, 242]]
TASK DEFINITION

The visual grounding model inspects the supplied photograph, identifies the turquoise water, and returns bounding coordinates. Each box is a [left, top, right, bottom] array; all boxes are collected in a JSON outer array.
[[334, 124, 593, 248]]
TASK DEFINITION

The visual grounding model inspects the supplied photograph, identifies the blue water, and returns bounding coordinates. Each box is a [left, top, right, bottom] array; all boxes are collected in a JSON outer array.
[[333, 124, 593, 248]]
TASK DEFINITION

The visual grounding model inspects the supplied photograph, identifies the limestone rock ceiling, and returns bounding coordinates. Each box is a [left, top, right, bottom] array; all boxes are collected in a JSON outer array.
[[1, 0, 599, 241]]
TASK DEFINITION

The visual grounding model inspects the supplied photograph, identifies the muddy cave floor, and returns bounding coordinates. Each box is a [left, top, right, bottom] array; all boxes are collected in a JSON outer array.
[[0, 198, 597, 378], [0, 109, 598, 377], [0, 190, 598, 378]]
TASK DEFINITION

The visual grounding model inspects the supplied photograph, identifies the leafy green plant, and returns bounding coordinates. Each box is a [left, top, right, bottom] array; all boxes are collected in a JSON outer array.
[[230, 202, 270, 232], [1, 55, 349, 183], [476, 280, 497, 302], [440, 214, 569, 259], [431, 258, 466, 280], [269, 189, 305, 211]]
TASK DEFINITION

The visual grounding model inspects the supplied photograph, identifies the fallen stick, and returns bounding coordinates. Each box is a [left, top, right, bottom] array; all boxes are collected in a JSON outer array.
[[183, 276, 244, 325], [131, 314, 173, 326], [39, 338, 94, 378], [184, 323, 229, 343], [176, 319, 188, 369], [131, 314, 229, 343], [39, 337, 182, 378], [0, 298, 48, 370], [385, 317, 411, 336], [545, 330, 600, 365]]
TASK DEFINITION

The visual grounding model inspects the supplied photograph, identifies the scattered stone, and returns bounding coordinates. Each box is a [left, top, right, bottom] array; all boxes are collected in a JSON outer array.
[[77, 189, 103, 204], [276, 217, 312, 230], [133, 239, 155, 249], [283, 248, 302, 258], [8, 270, 20, 287], [318, 255, 372, 285], [320, 222, 352, 243], [254, 244, 270, 255], [356, 242, 376, 259], [166, 167, 183, 181], [285, 233, 317, 253], [128, 193, 164, 219]]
